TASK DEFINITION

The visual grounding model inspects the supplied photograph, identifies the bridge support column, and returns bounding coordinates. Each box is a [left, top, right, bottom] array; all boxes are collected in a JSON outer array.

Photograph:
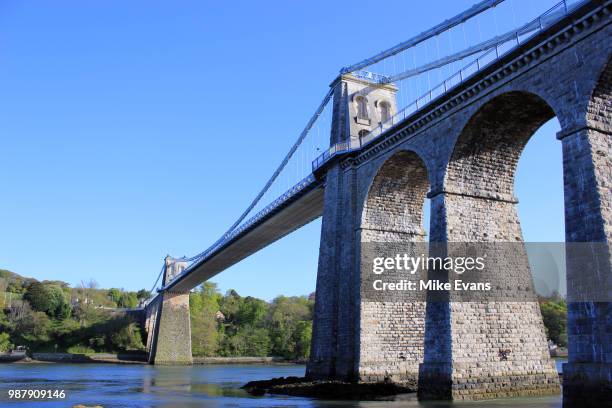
[[148, 256, 192, 365], [307, 164, 357, 380], [308, 73, 402, 382], [149, 289, 192, 365], [559, 127, 611, 405], [418, 191, 560, 400]]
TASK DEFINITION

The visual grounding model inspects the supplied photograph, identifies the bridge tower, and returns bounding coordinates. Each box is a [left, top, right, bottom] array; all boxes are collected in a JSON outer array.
[[147, 256, 192, 364], [308, 73, 425, 382]]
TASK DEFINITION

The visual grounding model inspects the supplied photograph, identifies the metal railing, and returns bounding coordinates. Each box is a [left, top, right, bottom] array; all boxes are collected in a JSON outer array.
[[312, 0, 578, 172]]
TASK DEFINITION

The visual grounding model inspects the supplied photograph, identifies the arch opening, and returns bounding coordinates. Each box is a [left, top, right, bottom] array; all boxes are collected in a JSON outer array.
[[446, 91, 556, 205], [355, 95, 369, 121], [378, 100, 392, 123], [358, 150, 430, 383], [362, 150, 430, 240]]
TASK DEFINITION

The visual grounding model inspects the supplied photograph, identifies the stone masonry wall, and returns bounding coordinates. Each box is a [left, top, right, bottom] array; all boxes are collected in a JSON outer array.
[[561, 58, 612, 402], [150, 291, 192, 365], [308, 2, 610, 401]]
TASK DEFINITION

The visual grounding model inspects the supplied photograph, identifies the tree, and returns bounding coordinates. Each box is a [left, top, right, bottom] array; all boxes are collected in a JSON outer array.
[[47, 285, 71, 319], [136, 289, 151, 301], [294, 320, 312, 359], [0, 332, 12, 352], [118, 292, 138, 308], [219, 326, 270, 357], [191, 283, 222, 356], [107, 288, 122, 305], [24, 282, 71, 319], [220, 289, 242, 322], [267, 296, 312, 359], [235, 297, 268, 327], [23, 282, 52, 313], [110, 322, 145, 351], [8, 302, 51, 348], [540, 296, 567, 347]]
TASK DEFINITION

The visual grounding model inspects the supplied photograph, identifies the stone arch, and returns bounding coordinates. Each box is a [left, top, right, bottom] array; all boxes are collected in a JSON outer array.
[[361, 150, 430, 241], [419, 90, 562, 399], [445, 91, 556, 205], [357, 149, 430, 383]]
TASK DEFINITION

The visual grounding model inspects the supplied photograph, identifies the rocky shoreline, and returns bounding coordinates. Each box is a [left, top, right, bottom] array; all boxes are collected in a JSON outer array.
[[242, 376, 417, 400]]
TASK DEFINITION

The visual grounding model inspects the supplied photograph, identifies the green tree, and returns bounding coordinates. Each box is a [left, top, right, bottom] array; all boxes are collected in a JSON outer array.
[[294, 320, 312, 359], [48, 285, 72, 319], [9, 303, 52, 348], [267, 296, 312, 359], [23, 282, 51, 313], [219, 326, 270, 357], [107, 288, 122, 305], [118, 292, 138, 308], [0, 332, 12, 352], [219, 289, 242, 322], [136, 289, 151, 301], [540, 296, 567, 347], [235, 297, 268, 327], [24, 282, 71, 319], [110, 322, 145, 351], [191, 283, 222, 356]]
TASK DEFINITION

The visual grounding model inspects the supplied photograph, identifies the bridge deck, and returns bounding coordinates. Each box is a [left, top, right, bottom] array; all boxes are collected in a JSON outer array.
[[164, 179, 324, 293]]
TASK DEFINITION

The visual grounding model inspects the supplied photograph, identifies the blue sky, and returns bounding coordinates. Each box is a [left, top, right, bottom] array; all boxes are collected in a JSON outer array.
[[0, 1, 564, 299]]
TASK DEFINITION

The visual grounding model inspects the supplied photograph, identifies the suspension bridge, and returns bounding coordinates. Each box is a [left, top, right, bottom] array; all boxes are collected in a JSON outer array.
[[141, 0, 611, 403], [148, 0, 587, 294]]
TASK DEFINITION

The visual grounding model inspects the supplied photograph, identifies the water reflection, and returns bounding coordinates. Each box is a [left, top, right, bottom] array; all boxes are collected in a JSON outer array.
[[0, 363, 566, 408]]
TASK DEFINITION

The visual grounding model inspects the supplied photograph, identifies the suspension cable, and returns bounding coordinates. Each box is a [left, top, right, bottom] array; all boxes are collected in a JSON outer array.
[[340, 0, 505, 74]]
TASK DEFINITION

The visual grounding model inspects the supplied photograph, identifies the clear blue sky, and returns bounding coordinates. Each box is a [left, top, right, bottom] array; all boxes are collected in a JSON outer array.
[[0, 1, 564, 300]]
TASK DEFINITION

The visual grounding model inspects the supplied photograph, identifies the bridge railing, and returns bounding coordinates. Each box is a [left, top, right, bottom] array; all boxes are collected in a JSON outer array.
[[311, 0, 578, 172]]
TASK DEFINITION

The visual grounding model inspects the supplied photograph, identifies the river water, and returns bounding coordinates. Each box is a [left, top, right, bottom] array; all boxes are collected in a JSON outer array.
[[0, 361, 566, 407]]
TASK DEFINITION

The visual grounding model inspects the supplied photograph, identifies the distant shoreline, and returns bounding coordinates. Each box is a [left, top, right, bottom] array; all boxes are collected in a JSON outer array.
[[2, 353, 303, 365]]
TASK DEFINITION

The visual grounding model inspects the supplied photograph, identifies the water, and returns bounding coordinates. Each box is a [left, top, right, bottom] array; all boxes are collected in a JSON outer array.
[[0, 363, 566, 408]]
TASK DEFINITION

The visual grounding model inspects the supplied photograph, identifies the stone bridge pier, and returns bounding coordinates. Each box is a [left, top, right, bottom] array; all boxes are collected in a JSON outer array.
[[308, 2, 610, 402], [145, 256, 192, 365]]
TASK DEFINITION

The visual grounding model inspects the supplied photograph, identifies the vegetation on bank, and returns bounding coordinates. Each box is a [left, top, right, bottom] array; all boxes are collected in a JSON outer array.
[[0, 268, 314, 360], [190, 283, 314, 360], [0, 269, 147, 353], [538, 293, 568, 347], [1, 268, 567, 359]]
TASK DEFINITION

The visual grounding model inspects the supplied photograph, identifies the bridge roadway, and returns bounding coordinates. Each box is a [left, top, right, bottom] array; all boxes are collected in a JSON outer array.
[[162, 177, 325, 293]]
